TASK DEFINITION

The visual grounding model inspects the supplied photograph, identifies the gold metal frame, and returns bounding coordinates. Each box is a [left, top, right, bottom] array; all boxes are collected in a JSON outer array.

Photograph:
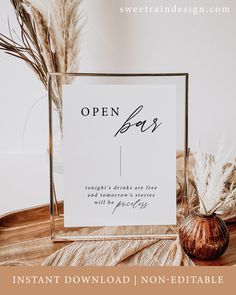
[[48, 72, 189, 242]]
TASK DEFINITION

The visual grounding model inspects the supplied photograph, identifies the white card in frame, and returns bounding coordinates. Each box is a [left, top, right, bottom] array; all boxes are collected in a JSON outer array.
[[48, 73, 189, 242]]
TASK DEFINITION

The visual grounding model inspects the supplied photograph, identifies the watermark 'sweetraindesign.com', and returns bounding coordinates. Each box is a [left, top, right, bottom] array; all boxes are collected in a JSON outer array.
[[120, 5, 230, 16]]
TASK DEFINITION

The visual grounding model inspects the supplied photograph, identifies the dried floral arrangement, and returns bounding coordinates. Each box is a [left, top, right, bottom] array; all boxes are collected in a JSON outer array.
[[193, 142, 236, 216], [0, 0, 83, 112]]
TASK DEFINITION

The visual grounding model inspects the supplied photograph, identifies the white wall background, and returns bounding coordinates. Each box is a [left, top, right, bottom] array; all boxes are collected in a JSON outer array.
[[1, 0, 236, 214]]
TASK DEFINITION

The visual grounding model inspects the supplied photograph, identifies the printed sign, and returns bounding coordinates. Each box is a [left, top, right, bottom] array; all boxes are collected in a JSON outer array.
[[63, 85, 176, 226]]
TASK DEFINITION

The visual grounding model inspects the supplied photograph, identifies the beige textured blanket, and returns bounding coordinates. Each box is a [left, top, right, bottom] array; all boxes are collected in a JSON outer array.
[[42, 236, 194, 266]]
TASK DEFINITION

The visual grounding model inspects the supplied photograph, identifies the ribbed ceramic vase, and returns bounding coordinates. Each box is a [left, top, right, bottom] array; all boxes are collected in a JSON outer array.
[[179, 212, 229, 260]]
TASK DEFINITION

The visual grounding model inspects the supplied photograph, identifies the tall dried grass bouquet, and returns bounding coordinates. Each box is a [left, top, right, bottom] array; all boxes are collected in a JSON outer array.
[[0, 0, 83, 112], [193, 142, 236, 216]]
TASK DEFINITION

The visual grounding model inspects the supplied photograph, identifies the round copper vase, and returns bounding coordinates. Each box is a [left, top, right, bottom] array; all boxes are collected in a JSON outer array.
[[179, 212, 229, 260]]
